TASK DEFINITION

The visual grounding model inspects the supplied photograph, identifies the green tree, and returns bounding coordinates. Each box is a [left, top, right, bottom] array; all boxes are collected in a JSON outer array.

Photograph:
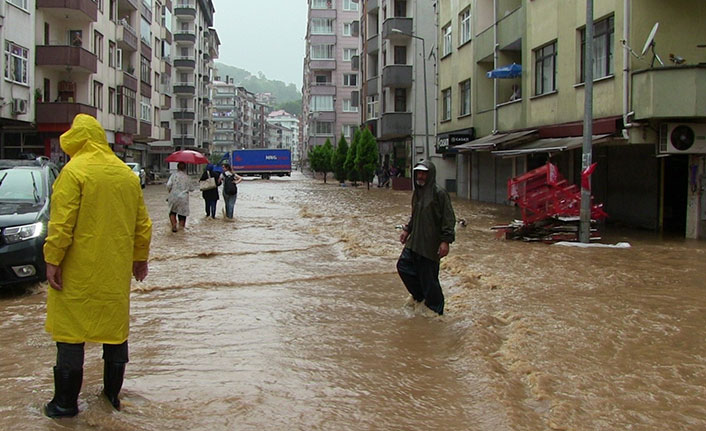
[[275, 100, 302, 116], [355, 128, 379, 190], [344, 129, 361, 186], [308, 139, 334, 183], [332, 134, 349, 184]]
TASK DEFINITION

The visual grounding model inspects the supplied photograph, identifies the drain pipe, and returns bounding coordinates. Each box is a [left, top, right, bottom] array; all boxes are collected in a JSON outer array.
[[493, 0, 498, 133], [622, 0, 632, 136]]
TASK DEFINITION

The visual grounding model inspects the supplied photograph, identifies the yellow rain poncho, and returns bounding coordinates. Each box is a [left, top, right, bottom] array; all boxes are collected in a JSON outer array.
[[44, 114, 152, 344]]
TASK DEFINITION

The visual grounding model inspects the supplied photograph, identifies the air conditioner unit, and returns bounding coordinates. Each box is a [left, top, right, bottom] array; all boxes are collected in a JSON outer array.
[[11, 98, 27, 114], [659, 123, 706, 154]]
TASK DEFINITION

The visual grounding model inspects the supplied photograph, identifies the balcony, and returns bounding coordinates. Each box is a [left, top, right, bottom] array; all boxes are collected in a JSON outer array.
[[382, 65, 412, 88], [121, 117, 137, 134], [174, 3, 196, 20], [117, 0, 138, 11], [632, 66, 706, 120], [117, 71, 138, 91], [173, 136, 196, 147], [311, 82, 336, 96], [36, 45, 97, 74], [309, 59, 336, 71], [117, 20, 138, 51], [382, 17, 413, 39], [161, 93, 172, 110], [202, 119, 210, 127], [174, 109, 195, 121], [173, 83, 195, 94], [367, 34, 379, 54], [174, 56, 196, 69], [380, 112, 412, 139], [497, 6, 524, 50], [37, 0, 97, 22], [366, 76, 379, 96], [174, 30, 196, 44], [36, 102, 97, 125]]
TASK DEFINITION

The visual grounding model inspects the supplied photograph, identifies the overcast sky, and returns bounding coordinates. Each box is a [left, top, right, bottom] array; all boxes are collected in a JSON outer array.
[[211, 0, 308, 89]]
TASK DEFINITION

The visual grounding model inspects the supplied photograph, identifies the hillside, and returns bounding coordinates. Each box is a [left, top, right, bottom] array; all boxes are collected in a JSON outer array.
[[215, 62, 302, 109]]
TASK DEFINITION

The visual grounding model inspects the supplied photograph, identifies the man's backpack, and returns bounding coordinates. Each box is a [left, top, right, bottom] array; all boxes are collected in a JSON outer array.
[[223, 174, 237, 195]]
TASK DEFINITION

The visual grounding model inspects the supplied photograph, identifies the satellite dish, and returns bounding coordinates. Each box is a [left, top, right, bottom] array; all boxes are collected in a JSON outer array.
[[641, 22, 659, 56], [641, 22, 664, 66]]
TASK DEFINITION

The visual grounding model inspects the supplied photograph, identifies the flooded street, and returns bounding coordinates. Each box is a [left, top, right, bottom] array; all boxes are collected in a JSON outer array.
[[1, 171, 705, 430]]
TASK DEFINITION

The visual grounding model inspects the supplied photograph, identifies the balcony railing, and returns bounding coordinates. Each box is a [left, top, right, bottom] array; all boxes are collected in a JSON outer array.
[[382, 65, 412, 88], [117, 20, 138, 51], [36, 102, 97, 124], [36, 45, 97, 74], [380, 112, 412, 139]]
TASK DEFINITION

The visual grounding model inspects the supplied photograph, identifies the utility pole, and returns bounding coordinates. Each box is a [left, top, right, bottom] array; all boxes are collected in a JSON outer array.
[[580, 0, 594, 243]]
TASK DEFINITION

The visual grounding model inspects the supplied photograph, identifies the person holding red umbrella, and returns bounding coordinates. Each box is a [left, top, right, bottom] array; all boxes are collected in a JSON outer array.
[[166, 162, 194, 232]]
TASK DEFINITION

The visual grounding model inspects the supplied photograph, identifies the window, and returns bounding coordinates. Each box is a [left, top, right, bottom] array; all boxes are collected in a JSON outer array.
[[459, 79, 470, 116], [312, 0, 334, 9], [8, 0, 28, 10], [109, 87, 116, 113], [314, 121, 333, 135], [343, 48, 357, 61], [108, 41, 116, 68], [140, 56, 151, 85], [310, 95, 334, 111], [120, 87, 136, 118], [4, 42, 29, 85], [343, 22, 353, 36], [367, 95, 379, 118], [393, 46, 406, 64], [140, 17, 151, 45], [441, 88, 451, 121], [311, 18, 334, 35], [343, 73, 357, 86], [442, 23, 452, 57], [394, 0, 406, 17], [140, 95, 151, 122], [535, 41, 557, 95], [459, 8, 471, 45], [342, 124, 356, 138], [311, 44, 335, 60], [394, 88, 406, 112], [343, 99, 358, 112], [580, 15, 614, 82], [93, 80, 103, 110], [343, 0, 358, 11], [94, 31, 104, 61], [109, 0, 116, 20]]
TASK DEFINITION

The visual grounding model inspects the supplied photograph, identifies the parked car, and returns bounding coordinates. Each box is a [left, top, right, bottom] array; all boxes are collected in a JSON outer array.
[[126, 162, 146, 188], [0, 158, 60, 286]]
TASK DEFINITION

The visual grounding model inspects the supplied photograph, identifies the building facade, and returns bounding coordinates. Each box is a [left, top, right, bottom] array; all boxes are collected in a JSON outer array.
[[302, 0, 362, 164], [437, 0, 706, 239], [267, 109, 300, 160], [0, 0, 218, 176]]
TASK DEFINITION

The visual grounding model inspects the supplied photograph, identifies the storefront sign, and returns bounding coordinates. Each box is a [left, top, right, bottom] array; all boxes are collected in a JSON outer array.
[[436, 129, 475, 153]]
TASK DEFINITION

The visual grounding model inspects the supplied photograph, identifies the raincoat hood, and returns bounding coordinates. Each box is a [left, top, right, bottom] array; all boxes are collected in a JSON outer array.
[[59, 114, 111, 158]]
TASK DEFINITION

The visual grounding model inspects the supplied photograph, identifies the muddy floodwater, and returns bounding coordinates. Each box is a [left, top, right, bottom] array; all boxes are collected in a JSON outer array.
[[1, 171, 705, 431]]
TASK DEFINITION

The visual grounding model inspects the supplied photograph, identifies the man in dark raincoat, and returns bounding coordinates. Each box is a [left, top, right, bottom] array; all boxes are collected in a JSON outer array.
[[397, 160, 456, 315]]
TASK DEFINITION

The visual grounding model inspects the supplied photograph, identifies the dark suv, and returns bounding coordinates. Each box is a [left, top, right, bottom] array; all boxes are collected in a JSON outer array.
[[0, 158, 60, 286]]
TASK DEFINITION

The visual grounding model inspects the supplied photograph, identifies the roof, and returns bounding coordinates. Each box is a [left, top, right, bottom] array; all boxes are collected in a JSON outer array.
[[491, 134, 613, 157]]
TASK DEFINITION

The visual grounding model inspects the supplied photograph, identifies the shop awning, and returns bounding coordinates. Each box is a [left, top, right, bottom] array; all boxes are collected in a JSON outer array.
[[491, 134, 613, 157], [486, 63, 522, 79], [455, 130, 537, 152]]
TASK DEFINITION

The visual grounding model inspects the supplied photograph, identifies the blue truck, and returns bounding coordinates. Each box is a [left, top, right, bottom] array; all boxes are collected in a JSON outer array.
[[221, 149, 292, 179]]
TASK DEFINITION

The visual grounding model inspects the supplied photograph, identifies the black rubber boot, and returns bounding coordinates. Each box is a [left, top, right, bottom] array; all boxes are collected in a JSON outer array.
[[102, 361, 125, 411], [44, 367, 82, 418]]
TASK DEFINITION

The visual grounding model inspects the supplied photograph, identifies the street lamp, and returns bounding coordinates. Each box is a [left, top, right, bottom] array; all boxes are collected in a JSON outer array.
[[391, 29, 430, 162]]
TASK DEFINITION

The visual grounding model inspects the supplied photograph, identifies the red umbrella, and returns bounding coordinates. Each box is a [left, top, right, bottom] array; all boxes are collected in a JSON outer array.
[[165, 150, 209, 164]]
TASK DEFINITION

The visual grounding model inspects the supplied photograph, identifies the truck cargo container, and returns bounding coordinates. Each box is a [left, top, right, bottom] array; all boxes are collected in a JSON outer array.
[[221, 149, 292, 179]]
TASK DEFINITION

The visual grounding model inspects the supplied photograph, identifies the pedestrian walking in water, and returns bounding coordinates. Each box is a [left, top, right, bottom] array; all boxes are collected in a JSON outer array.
[[200, 164, 221, 219], [221, 162, 243, 219], [43, 114, 152, 418], [166, 161, 194, 231], [397, 160, 456, 315]]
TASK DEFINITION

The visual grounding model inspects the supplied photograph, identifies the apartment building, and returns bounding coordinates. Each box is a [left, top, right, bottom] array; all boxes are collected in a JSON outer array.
[[302, 0, 361, 164], [0, 0, 218, 174], [267, 109, 300, 162], [0, 0, 37, 159], [437, 0, 706, 239], [360, 0, 438, 187], [211, 78, 235, 155]]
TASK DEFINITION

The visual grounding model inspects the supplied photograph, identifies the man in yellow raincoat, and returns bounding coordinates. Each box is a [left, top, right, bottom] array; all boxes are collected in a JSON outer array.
[[43, 114, 152, 418]]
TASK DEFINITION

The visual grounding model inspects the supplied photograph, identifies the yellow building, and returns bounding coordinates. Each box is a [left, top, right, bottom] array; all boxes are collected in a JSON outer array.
[[437, 0, 706, 239]]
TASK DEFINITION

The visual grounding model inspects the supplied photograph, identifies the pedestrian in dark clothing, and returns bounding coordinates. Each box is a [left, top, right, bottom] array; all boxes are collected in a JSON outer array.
[[200, 164, 221, 218], [396, 160, 456, 315]]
